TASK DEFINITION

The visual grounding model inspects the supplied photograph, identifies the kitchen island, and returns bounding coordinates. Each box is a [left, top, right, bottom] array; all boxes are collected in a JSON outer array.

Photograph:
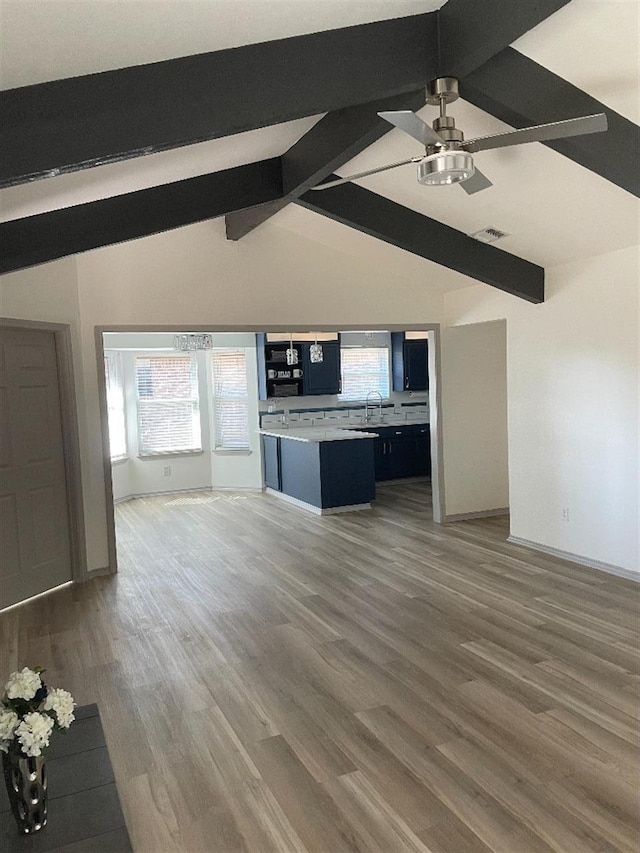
[[259, 427, 378, 514]]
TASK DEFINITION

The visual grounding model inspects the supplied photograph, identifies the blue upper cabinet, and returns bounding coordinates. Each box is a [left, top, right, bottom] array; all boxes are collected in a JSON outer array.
[[302, 340, 341, 396], [391, 333, 429, 392]]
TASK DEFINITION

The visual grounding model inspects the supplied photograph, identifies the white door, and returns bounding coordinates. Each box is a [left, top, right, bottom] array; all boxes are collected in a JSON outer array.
[[0, 328, 73, 609]]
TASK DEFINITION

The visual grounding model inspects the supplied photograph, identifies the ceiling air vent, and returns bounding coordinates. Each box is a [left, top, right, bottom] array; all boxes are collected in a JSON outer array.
[[469, 226, 509, 244]]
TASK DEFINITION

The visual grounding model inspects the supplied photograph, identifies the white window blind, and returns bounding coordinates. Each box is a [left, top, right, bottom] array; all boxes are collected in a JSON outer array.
[[104, 352, 127, 460], [339, 347, 390, 402], [211, 350, 250, 450], [135, 354, 202, 455]]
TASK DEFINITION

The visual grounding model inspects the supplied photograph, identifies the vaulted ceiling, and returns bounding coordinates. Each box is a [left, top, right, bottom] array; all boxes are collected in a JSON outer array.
[[1, 0, 638, 302]]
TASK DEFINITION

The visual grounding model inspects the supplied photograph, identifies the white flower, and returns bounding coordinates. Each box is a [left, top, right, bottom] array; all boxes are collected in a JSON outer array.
[[44, 688, 76, 729], [0, 739, 10, 753], [0, 707, 19, 741], [15, 712, 54, 757], [5, 667, 42, 701]]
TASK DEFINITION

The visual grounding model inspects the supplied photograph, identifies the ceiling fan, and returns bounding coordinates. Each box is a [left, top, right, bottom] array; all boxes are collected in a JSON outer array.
[[311, 77, 608, 195]]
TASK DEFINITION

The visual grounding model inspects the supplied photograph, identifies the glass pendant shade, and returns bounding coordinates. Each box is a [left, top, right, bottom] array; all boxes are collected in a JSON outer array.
[[309, 342, 324, 363], [286, 334, 298, 365], [417, 151, 475, 186]]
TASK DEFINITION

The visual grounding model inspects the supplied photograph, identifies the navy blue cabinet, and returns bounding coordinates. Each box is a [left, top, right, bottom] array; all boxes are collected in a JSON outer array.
[[262, 435, 281, 490], [373, 437, 387, 481], [386, 431, 415, 479], [359, 423, 430, 481], [319, 440, 375, 508], [414, 425, 431, 476], [263, 435, 375, 510], [391, 333, 429, 392], [302, 341, 341, 396]]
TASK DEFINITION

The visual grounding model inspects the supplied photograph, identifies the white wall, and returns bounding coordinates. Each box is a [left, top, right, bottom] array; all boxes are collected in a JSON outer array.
[[2, 217, 446, 572], [440, 320, 509, 516], [445, 245, 639, 574], [110, 459, 131, 502]]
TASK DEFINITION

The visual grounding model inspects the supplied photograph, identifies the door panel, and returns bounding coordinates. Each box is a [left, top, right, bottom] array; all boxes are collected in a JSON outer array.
[[302, 341, 341, 395], [0, 386, 13, 468], [0, 328, 73, 609], [404, 340, 429, 391]]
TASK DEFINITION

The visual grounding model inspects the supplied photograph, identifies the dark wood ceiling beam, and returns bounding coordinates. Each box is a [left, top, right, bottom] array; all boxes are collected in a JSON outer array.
[[297, 181, 544, 302], [225, 89, 427, 240], [0, 159, 282, 275], [461, 48, 640, 197], [0, 14, 438, 189], [438, 0, 571, 79]]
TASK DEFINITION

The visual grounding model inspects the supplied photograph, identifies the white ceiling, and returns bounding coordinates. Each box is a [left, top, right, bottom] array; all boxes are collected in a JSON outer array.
[[1, 0, 638, 273], [0, 0, 445, 88], [513, 0, 639, 123]]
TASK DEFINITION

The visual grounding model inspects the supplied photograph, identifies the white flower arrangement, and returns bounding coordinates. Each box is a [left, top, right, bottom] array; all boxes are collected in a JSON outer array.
[[0, 667, 75, 757]]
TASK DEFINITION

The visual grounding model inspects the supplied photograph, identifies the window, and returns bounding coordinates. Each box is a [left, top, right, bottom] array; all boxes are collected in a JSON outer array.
[[211, 350, 250, 450], [135, 354, 201, 455], [104, 352, 127, 460], [339, 347, 390, 402]]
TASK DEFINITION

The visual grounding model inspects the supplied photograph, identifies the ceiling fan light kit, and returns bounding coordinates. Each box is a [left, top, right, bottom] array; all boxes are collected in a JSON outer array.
[[312, 77, 608, 195], [417, 151, 475, 186]]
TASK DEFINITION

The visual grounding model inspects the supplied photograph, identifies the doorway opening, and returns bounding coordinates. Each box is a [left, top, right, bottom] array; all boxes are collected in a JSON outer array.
[[97, 325, 443, 575]]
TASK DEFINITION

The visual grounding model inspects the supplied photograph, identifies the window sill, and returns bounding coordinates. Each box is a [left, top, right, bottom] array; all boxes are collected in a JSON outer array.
[[137, 450, 204, 459], [110, 455, 129, 465], [212, 449, 252, 456]]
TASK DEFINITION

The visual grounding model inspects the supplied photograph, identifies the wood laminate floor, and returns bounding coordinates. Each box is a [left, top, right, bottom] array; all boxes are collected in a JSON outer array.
[[1, 483, 638, 852]]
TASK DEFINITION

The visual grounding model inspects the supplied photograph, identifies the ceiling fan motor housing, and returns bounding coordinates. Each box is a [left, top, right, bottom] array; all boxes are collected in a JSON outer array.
[[431, 115, 464, 149]]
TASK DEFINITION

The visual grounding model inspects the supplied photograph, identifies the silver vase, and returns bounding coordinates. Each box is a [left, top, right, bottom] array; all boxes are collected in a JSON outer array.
[[2, 744, 48, 834]]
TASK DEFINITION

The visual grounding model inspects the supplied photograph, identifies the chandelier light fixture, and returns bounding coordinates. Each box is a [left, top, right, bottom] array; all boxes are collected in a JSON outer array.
[[173, 334, 213, 351]]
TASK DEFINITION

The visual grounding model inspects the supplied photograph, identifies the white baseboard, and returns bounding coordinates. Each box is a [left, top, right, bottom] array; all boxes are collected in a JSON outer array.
[[507, 535, 639, 582], [443, 507, 509, 522], [265, 488, 371, 516], [114, 485, 261, 504], [84, 565, 114, 579]]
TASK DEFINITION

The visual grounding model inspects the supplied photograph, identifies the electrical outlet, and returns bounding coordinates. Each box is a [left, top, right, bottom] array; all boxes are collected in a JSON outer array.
[[162, 465, 171, 477], [561, 507, 570, 522]]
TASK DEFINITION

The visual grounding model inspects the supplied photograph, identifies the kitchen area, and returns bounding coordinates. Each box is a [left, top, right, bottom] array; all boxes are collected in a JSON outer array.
[[257, 331, 432, 515]]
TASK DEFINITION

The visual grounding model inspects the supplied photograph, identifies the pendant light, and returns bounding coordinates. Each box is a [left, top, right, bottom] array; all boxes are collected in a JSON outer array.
[[286, 333, 298, 366], [309, 334, 324, 363]]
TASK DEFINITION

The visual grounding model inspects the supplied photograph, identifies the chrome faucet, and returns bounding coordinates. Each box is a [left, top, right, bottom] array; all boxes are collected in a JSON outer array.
[[365, 390, 383, 423]]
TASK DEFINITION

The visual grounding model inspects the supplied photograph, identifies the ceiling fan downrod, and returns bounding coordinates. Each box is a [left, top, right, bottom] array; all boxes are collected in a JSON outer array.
[[426, 77, 464, 151]]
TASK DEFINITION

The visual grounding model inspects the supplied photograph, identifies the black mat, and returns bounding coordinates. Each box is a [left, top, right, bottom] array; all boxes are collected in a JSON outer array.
[[1, 704, 133, 852]]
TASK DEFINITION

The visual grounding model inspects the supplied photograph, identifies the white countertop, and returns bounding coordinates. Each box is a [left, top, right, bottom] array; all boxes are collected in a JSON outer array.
[[259, 417, 429, 443], [259, 427, 379, 443]]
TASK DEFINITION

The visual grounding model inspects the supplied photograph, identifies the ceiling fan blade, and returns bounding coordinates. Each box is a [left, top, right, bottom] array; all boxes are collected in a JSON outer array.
[[309, 157, 422, 191], [462, 113, 608, 154], [377, 110, 444, 148], [460, 168, 493, 195]]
